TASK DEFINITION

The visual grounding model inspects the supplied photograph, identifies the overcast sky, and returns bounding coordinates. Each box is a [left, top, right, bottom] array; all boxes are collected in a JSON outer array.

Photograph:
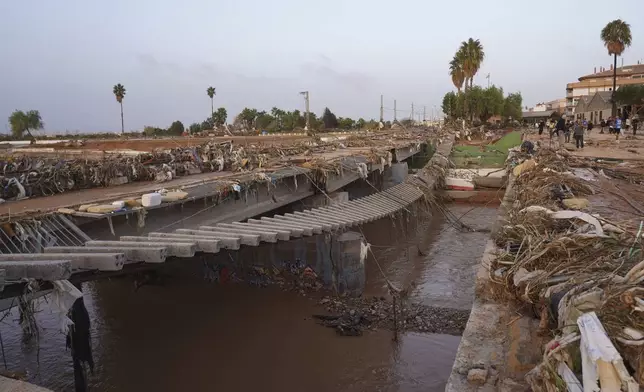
[[1, 0, 643, 133]]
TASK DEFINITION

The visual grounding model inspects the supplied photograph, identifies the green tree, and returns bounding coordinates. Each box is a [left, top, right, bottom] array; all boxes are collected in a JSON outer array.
[[449, 53, 466, 93], [442, 91, 459, 119], [212, 107, 227, 126], [255, 111, 275, 130], [8, 110, 43, 140], [601, 19, 632, 116], [168, 120, 185, 135], [113, 83, 126, 133], [321, 107, 338, 129], [237, 108, 258, 129], [207, 86, 216, 120], [462, 86, 485, 121], [356, 118, 366, 129], [337, 117, 355, 130], [189, 123, 201, 134], [613, 85, 644, 106], [479, 86, 505, 122], [200, 117, 214, 131], [458, 38, 485, 89], [503, 92, 523, 121]]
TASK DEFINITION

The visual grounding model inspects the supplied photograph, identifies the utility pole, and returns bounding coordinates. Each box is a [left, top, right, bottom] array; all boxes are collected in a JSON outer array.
[[411, 103, 414, 123], [394, 99, 397, 122], [423, 106, 426, 122], [299, 91, 310, 130], [380, 95, 384, 123], [486, 73, 490, 88]]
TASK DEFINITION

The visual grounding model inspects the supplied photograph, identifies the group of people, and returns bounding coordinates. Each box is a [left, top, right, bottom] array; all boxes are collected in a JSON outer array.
[[598, 117, 639, 136], [537, 118, 588, 149], [536, 114, 640, 149]]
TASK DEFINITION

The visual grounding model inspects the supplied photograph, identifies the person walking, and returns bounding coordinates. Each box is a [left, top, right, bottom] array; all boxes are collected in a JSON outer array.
[[538, 120, 545, 136], [600, 119, 606, 134], [615, 117, 623, 141], [625, 117, 632, 134], [564, 122, 571, 143], [573, 121, 584, 149], [556, 117, 566, 148], [634, 117, 639, 135], [587, 120, 593, 135]]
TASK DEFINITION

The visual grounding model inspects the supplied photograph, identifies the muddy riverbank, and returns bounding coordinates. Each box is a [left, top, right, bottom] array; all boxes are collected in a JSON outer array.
[[0, 204, 497, 392]]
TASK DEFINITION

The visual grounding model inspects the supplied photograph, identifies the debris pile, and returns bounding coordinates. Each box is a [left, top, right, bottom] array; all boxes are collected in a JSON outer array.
[[313, 296, 469, 336], [490, 145, 644, 390], [0, 130, 429, 203]]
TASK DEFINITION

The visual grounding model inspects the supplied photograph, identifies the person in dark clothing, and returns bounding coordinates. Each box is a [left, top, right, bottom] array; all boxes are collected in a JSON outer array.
[[600, 119, 606, 134], [573, 121, 584, 149], [587, 121, 593, 133], [538, 121, 545, 135]]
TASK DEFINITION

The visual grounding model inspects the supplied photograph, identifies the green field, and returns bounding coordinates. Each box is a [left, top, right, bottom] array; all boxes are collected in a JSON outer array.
[[451, 131, 522, 168]]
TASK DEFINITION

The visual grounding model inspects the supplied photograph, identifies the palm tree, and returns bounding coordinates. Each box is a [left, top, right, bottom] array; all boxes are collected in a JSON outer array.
[[207, 86, 216, 120], [601, 19, 632, 117], [113, 84, 126, 133], [458, 38, 485, 89], [449, 55, 466, 93]]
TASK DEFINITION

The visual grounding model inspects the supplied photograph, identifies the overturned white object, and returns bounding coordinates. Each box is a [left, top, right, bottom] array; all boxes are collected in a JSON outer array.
[[50, 280, 82, 334], [577, 312, 639, 392], [357, 163, 368, 179], [360, 241, 370, 266]]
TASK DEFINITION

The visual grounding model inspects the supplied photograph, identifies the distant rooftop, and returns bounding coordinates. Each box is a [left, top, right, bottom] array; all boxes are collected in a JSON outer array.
[[578, 63, 644, 81]]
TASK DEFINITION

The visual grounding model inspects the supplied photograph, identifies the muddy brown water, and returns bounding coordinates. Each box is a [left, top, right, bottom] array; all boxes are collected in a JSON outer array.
[[0, 204, 498, 392]]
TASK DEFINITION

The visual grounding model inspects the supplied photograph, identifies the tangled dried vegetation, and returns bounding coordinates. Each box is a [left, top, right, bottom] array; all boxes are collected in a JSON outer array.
[[0, 131, 426, 202], [490, 146, 644, 390]]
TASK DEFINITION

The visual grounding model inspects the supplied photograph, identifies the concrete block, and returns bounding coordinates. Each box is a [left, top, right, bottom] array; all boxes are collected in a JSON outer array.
[[150, 232, 240, 250], [200, 225, 278, 243], [247, 219, 310, 236], [280, 214, 336, 231], [0, 253, 124, 271], [330, 231, 365, 296], [225, 222, 292, 240], [294, 211, 351, 228], [0, 260, 72, 281], [45, 246, 167, 264], [257, 217, 319, 235], [120, 235, 220, 254], [175, 229, 259, 247], [85, 240, 196, 258]]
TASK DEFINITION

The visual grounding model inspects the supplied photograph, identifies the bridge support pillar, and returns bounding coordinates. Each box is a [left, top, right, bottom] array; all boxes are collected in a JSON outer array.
[[384, 162, 408, 188], [330, 231, 365, 297]]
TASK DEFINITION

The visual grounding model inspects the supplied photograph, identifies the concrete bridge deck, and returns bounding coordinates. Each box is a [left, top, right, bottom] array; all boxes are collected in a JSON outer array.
[[0, 135, 450, 296], [0, 181, 424, 281]]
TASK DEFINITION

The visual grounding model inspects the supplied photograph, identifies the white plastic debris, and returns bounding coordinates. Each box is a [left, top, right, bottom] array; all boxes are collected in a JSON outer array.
[[360, 241, 370, 266], [357, 163, 368, 179], [557, 362, 583, 392], [141, 192, 162, 207], [50, 280, 82, 334], [550, 211, 605, 236], [577, 312, 639, 392]]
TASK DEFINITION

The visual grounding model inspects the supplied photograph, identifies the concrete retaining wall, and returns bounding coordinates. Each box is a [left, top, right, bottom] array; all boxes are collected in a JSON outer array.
[[445, 175, 545, 392]]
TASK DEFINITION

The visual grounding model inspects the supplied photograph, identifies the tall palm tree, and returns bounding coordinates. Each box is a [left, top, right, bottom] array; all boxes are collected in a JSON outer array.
[[449, 55, 466, 93], [601, 19, 632, 117], [207, 86, 216, 120], [458, 38, 485, 89], [113, 84, 126, 133]]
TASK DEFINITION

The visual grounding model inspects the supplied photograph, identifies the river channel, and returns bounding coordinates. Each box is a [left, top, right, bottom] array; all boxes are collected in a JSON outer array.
[[0, 203, 497, 391]]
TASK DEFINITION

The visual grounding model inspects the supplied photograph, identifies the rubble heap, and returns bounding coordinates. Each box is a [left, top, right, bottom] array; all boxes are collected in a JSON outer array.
[[490, 145, 644, 390]]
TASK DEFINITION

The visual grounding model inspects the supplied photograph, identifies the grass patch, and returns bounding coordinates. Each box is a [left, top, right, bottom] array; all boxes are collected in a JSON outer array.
[[451, 131, 522, 168]]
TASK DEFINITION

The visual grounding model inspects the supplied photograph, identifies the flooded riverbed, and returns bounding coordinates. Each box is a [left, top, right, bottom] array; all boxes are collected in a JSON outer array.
[[0, 204, 498, 391]]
